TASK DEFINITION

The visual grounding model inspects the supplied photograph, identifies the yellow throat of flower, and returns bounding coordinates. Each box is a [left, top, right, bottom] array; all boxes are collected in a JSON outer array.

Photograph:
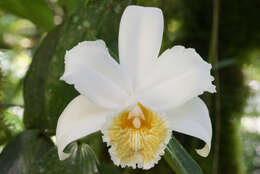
[[102, 103, 171, 169]]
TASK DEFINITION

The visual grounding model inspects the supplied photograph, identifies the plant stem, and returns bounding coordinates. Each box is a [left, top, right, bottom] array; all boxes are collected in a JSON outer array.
[[208, 0, 221, 173]]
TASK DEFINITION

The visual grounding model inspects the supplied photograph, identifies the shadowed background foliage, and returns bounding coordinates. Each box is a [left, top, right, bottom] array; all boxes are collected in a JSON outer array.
[[0, 0, 260, 173]]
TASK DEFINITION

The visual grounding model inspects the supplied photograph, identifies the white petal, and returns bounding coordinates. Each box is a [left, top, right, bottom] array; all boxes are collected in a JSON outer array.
[[61, 40, 130, 109], [139, 46, 216, 111], [56, 95, 117, 160], [119, 5, 164, 92], [165, 97, 212, 157]]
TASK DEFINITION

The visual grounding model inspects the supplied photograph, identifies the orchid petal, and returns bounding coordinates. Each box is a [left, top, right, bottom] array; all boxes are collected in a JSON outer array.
[[139, 46, 215, 111], [56, 95, 116, 160], [61, 40, 129, 109], [165, 97, 212, 157], [119, 5, 164, 91]]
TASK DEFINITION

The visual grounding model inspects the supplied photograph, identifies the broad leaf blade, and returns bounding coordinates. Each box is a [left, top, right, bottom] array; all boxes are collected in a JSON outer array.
[[164, 136, 203, 174], [32, 142, 99, 174], [0, 0, 54, 30], [0, 130, 54, 174], [23, 26, 62, 132]]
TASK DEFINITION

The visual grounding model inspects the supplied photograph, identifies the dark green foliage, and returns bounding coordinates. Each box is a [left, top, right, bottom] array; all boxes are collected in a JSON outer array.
[[219, 0, 260, 59], [0, 130, 54, 174], [23, 26, 63, 132], [0, 0, 54, 31], [164, 136, 203, 174], [32, 143, 99, 174]]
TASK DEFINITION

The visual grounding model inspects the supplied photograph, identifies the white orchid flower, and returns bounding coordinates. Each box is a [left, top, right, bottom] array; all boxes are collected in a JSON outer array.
[[56, 5, 216, 170]]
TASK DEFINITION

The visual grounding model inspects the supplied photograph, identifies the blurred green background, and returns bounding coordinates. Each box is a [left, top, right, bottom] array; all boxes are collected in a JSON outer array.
[[0, 0, 260, 173]]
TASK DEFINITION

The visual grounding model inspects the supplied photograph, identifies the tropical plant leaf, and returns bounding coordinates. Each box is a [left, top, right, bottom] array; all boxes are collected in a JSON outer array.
[[0, 130, 54, 174], [23, 25, 62, 131], [164, 136, 203, 174], [0, 0, 54, 31], [32, 142, 99, 174]]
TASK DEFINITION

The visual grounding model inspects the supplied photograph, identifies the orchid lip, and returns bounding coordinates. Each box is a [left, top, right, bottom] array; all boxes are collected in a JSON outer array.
[[101, 103, 171, 169]]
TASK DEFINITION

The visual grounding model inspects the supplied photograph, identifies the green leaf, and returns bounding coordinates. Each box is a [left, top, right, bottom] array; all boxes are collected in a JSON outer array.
[[164, 136, 203, 174], [24, 0, 136, 134], [23, 26, 62, 132], [98, 164, 121, 174], [32, 142, 99, 174], [0, 0, 54, 31], [0, 130, 54, 174]]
